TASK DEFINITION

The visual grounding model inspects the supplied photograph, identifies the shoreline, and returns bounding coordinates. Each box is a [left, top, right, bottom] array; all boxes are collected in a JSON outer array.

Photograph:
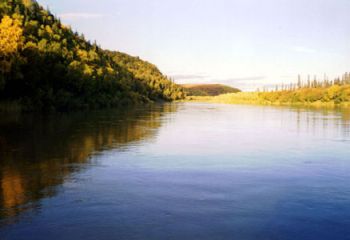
[[182, 96, 350, 109]]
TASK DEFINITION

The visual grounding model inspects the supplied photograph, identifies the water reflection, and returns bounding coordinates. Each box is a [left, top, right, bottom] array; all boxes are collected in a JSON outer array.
[[292, 107, 350, 138], [0, 103, 350, 240], [0, 104, 177, 223]]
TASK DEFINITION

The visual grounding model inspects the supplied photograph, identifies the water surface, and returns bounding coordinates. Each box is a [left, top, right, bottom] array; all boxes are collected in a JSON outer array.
[[0, 103, 350, 240]]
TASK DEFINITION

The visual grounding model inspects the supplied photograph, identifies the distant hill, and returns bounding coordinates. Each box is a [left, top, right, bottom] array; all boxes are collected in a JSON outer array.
[[181, 84, 241, 96], [0, 0, 185, 111]]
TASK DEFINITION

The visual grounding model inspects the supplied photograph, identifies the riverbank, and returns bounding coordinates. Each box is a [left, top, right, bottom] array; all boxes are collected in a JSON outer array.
[[184, 89, 350, 108]]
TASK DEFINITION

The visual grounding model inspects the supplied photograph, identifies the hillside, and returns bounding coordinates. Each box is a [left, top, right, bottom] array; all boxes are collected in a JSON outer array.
[[0, 0, 185, 111], [181, 84, 241, 96]]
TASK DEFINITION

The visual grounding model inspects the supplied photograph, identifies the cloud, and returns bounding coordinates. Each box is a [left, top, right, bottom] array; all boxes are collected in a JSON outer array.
[[58, 13, 106, 20], [172, 74, 265, 82], [171, 74, 208, 80], [219, 76, 266, 82], [293, 46, 317, 54]]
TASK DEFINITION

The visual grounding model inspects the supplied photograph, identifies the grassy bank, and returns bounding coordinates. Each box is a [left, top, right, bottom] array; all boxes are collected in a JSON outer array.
[[185, 84, 350, 108]]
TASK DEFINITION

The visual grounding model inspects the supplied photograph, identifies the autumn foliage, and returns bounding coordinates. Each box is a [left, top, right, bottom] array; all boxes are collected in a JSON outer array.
[[0, 0, 185, 111]]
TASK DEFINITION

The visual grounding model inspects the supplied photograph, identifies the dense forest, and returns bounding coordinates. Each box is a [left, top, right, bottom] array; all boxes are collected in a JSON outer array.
[[190, 73, 350, 107], [181, 84, 241, 96], [0, 0, 185, 111]]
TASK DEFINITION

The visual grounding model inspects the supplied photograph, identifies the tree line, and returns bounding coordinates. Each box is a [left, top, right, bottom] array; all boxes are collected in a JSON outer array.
[[259, 73, 350, 92]]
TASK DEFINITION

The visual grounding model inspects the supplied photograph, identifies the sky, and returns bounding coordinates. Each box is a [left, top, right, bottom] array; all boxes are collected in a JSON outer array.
[[37, 0, 350, 90]]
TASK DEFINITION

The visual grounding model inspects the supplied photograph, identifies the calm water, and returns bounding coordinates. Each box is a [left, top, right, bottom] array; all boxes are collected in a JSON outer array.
[[0, 103, 350, 240]]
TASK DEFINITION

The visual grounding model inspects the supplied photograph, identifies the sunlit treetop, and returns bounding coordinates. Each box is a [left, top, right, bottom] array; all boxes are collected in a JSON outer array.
[[0, 15, 23, 57]]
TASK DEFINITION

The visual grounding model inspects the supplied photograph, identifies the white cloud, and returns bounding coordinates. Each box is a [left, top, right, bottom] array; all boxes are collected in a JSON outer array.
[[219, 76, 266, 82], [58, 13, 106, 20], [171, 74, 208, 80], [293, 46, 317, 54]]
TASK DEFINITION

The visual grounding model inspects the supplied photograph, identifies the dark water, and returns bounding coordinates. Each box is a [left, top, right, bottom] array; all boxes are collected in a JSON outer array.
[[0, 103, 350, 240]]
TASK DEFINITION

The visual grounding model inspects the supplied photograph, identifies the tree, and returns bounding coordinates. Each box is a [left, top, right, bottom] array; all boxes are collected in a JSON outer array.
[[297, 74, 302, 89], [23, 0, 33, 7], [0, 15, 23, 73], [0, 15, 23, 90]]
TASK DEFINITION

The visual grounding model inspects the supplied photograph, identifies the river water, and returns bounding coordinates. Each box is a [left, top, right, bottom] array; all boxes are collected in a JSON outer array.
[[0, 103, 350, 240]]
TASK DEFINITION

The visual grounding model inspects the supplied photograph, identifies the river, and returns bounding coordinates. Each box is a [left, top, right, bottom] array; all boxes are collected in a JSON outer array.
[[0, 103, 350, 240]]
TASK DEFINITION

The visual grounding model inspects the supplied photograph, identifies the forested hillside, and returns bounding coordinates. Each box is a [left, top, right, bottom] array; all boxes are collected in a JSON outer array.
[[0, 0, 185, 111], [181, 84, 241, 96]]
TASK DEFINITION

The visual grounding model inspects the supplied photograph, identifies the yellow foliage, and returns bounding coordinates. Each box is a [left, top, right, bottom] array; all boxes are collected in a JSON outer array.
[[187, 84, 350, 108], [22, 0, 33, 7], [0, 15, 23, 73], [326, 85, 341, 100], [83, 64, 93, 76], [97, 67, 104, 76], [0, 15, 23, 57], [88, 50, 98, 61], [45, 25, 53, 35], [106, 67, 115, 75], [77, 49, 88, 61]]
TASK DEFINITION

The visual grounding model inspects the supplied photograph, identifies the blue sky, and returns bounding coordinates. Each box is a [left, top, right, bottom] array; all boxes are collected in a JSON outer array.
[[38, 0, 350, 90]]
